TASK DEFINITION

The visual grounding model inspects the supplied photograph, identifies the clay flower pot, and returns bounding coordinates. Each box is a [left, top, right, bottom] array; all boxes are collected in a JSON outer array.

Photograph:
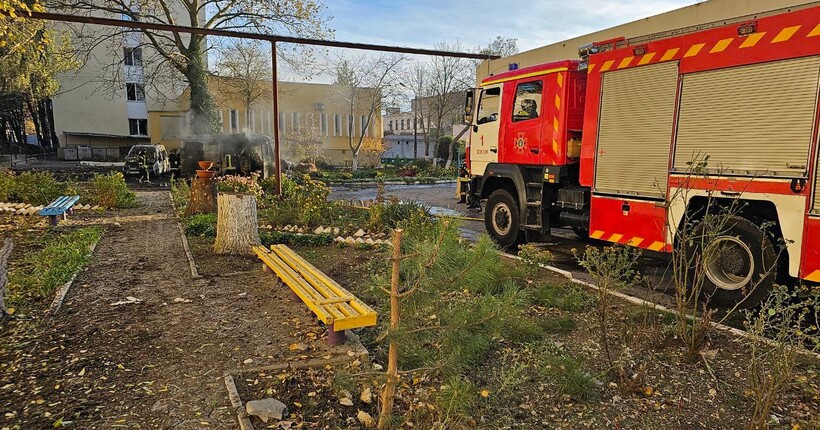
[[198, 160, 214, 170], [196, 169, 216, 179]]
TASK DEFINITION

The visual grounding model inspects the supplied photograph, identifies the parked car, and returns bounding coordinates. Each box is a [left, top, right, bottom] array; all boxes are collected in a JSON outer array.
[[123, 144, 170, 178]]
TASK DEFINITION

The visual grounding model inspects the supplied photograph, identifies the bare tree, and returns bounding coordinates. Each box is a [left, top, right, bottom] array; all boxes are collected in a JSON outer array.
[[216, 40, 271, 128], [427, 41, 472, 167], [49, 0, 331, 134], [479, 36, 519, 58], [284, 112, 323, 165], [332, 53, 403, 170], [403, 61, 432, 159]]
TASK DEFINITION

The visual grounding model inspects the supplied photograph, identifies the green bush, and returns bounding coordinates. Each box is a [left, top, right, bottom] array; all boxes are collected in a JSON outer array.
[[217, 174, 263, 198], [260, 231, 333, 246], [90, 172, 137, 208], [0, 169, 13, 202], [6, 171, 70, 205], [170, 176, 190, 213], [184, 214, 217, 237], [368, 200, 431, 231], [352, 169, 377, 179]]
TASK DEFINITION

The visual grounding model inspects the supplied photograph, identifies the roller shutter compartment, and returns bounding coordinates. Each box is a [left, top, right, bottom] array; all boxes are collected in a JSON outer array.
[[595, 62, 679, 198], [674, 56, 820, 177]]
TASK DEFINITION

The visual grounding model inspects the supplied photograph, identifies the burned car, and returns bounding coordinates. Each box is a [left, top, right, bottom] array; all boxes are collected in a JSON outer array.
[[179, 134, 275, 178], [123, 144, 170, 178]]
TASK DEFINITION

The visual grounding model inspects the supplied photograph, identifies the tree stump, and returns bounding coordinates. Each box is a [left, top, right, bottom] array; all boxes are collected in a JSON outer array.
[[185, 178, 217, 216], [213, 193, 261, 255]]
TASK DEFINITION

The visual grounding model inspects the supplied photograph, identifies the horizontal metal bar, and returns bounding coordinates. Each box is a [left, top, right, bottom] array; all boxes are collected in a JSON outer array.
[[29, 11, 498, 60]]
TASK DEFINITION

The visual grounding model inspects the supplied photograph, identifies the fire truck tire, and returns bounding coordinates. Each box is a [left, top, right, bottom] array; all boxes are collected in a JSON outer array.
[[485, 189, 522, 249], [685, 215, 776, 309]]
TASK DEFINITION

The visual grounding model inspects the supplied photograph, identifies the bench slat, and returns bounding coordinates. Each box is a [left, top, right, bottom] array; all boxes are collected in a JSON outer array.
[[271, 245, 377, 331], [271, 245, 362, 320], [253, 246, 334, 324], [39, 195, 81, 217]]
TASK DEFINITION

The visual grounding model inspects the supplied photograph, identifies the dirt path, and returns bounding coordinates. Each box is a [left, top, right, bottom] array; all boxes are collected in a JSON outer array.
[[2, 191, 342, 429]]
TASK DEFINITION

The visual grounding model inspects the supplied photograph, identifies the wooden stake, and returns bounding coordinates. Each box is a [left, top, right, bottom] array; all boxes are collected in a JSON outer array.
[[378, 229, 402, 430]]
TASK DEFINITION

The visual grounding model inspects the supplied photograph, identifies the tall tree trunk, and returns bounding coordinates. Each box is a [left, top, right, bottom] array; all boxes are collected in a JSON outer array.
[[213, 193, 261, 255], [378, 229, 403, 430], [27, 99, 43, 151], [351, 151, 359, 171], [186, 37, 220, 136]]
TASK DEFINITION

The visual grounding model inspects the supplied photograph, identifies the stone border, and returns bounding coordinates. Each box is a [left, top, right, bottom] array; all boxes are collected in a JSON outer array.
[[167, 191, 200, 279], [500, 252, 820, 361], [224, 329, 369, 428], [47, 238, 102, 317]]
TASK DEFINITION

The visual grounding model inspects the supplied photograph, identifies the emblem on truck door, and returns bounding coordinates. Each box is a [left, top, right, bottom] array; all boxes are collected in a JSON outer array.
[[514, 133, 527, 154]]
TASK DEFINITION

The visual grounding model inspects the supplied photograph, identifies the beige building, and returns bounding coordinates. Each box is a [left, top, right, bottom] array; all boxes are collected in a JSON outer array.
[[477, 0, 818, 83], [149, 76, 383, 165], [50, 4, 201, 160]]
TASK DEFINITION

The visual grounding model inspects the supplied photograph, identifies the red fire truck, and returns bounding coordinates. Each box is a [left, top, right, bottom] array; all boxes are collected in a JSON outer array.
[[462, 4, 820, 308]]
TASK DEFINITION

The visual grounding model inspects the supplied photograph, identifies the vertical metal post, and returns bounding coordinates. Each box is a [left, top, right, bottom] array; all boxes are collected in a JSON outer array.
[[271, 40, 282, 195]]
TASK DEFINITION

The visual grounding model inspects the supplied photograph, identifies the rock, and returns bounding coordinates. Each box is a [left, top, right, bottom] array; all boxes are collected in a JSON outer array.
[[357, 410, 375, 428], [372, 363, 383, 371], [374, 239, 384, 245], [322, 226, 333, 234], [359, 387, 372, 404], [335, 236, 345, 243], [284, 224, 292, 231], [345, 237, 356, 245], [332, 227, 340, 235], [243, 358, 254, 365], [173, 297, 192, 303], [314, 226, 325, 235], [246, 398, 288, 423], [353, 229, 366, 237], [355, 238, 365, 244], [339, 397, 354, 406], [365, 238, 375, 245]]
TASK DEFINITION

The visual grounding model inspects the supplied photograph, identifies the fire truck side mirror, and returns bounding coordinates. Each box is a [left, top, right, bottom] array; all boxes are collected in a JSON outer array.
[[463, 89, 475, 125]]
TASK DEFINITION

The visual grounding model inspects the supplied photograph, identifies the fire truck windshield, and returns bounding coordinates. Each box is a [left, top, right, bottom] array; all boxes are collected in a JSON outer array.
[[476, 86, 500, 125]]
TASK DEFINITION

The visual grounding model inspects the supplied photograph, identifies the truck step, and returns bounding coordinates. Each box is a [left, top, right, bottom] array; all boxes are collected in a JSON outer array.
[[526, 182, 542, 188], [526, 201, 542, 207], [522, 224, 543, 231]]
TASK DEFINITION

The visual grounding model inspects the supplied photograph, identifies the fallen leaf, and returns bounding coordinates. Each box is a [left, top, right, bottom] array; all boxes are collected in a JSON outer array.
[[339, 398, 353, 406], [643, 386, 654, 396], [360, 387, 372, 404]]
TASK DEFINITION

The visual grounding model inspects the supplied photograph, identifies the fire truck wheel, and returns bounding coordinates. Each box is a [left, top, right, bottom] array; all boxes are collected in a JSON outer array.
[[686, 215, 776, 309], [485, 189, 522, 249]]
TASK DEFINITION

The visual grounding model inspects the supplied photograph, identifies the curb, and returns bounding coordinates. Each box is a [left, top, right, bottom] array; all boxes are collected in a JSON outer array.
[[168, 191, 200, 279], [47, 238, 101, 317]]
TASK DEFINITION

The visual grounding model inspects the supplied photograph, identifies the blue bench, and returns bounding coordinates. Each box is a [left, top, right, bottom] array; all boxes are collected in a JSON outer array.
[[39, 196, 81, 226]]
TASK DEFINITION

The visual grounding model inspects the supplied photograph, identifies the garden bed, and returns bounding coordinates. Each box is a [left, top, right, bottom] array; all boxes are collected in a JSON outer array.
[[231, 240, 820, 430]]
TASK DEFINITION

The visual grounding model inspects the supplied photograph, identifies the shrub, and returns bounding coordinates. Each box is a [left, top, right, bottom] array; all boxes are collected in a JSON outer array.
[[368, 199, 431, 231], [170, 176, 190, 213], [7, 171, 70, 205], [530, 283, 595, 312], [184, 214, 217, 237], [259, 231, 334, 246], [352, 169, 377, 179], [90, 172, 137, 208], [0, 169, 13, 202]]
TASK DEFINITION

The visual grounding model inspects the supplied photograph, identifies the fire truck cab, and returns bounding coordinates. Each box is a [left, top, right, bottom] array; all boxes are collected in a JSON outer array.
[[463, 4, 820, 308]]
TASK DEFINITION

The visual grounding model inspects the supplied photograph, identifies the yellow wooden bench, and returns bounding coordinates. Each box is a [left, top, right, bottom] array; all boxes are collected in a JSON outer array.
[[253, 244, 378, 345]]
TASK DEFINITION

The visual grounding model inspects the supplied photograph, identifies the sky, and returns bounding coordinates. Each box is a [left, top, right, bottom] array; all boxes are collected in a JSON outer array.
[[327, 0, 701, 53]]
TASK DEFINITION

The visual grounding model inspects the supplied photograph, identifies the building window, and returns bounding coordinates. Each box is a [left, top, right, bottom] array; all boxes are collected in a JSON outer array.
[[229, 109, 238, 132], [128, 118, 148, 136], [292, 112, 300, 133], [388, 121, 393, 131], [279, 112, 286, 133], [347, 115, 354, 137], [320, 113, 328, 136], [401, 119, 405, 130], [123, 47, 142, 66], [126, 83, 145, 101], [360, 115, 368, 137], [334, 114, 341, 136]]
